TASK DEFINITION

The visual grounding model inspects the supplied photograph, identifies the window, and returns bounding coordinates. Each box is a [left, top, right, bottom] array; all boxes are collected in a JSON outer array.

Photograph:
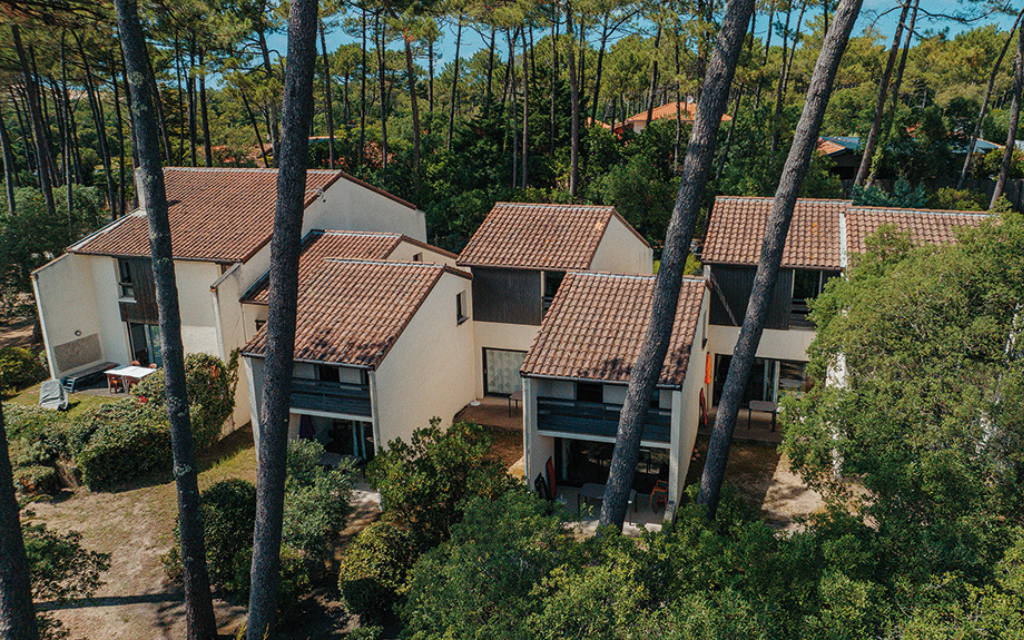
[[542, 271, 565, 315], [317, 364, 340, 383], [576, 381, 603, 403], [791, 270, 825, 328], [412, 252, 423, 262], [456, 291, 469, 324], [117, 259, 135, 300], [254, 319, 266, 332]]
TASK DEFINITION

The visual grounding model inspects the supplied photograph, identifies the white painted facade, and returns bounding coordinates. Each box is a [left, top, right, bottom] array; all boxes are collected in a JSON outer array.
[[242, 270, 476, 455], [32, 172, 427, 437], [521, 287, 711, 517]]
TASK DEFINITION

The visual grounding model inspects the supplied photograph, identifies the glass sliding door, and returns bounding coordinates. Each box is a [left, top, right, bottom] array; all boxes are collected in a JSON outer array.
[[127, 322, 162, 367], [483, 348, 527, 396]]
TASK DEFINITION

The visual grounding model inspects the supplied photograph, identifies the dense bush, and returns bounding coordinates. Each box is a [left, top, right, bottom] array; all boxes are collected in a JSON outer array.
[[130, 351, 238, 451], [14, 465, 60, 494], [75, 401, 171, 490], [927, 186, 987, 211], [0, 346, 45, 391], [338, 515, 420, 625], [165, 440, 352, 616]]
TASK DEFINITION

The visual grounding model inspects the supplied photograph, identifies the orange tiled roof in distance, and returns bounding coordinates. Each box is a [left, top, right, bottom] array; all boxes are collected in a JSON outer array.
[[846, 207, 989, 255], [816, 137, 846, 155], [71, 168, 409, 263], [521, 273, 705, 388], [457, 202, 648, 271], [243, 260, 469, 368], [702, 197, 851, 269], [624, 101, 732, 125], [242, 230, 404, 304]]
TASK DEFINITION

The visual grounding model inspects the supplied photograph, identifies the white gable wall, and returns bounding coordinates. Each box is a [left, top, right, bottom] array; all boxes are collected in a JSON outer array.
[[589, 215, 653, 275], [303, 177, 426, 241], [373, 272, 476, 447]]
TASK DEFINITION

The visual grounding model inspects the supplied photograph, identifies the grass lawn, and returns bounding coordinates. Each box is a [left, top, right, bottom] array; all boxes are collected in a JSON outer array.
[[5, 382, 118, 418]]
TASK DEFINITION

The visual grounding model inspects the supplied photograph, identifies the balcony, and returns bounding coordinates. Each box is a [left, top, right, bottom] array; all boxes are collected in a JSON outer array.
[[290, 378, 372, 417], [536, 397, 671, 444]]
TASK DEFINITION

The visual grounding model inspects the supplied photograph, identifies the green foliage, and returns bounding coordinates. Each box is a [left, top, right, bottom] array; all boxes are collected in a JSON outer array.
[[75, 401, 172, 490], [851, 177, 930, 208], [0, 346, 45, 391], [23, 519, 111, 602], [367, 419, 514, 547], [14, 464, 60, 495], [130, 351, 238, 451], [928, 187, 987, 211], [784, 212, 1024, 581], [337, 515, 420, 625]]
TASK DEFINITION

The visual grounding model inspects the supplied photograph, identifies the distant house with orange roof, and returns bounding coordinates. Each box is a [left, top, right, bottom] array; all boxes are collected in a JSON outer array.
[[591, 101, 733, 136]]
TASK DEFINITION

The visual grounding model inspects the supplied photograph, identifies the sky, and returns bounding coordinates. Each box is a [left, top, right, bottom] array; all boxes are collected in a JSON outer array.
[[267, 1, 1020, 75]]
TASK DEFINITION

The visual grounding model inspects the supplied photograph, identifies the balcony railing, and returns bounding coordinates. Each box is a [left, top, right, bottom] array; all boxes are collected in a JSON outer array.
[[290, 378, 372, 417], [536, 397, 671, 443]]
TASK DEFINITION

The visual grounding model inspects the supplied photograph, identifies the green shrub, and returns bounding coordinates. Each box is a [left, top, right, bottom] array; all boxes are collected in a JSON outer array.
[[130, 352, 238, 451], [338, 515, 420, 625], [14, 465, 60, 495], [76, 401, 171, 490], [196, 478, 258, 591], [928, 187, 987, 211], [0, 346, 45, 390]]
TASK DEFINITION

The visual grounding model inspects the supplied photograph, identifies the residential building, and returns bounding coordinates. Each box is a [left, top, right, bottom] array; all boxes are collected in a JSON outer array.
[[32, 167, 427, 431], [701, 196, 988, 410], [241, 259, 475, 459], [456, 202, 653, 397], [592, 101, 733, 136], [521, 273, 710, 515]]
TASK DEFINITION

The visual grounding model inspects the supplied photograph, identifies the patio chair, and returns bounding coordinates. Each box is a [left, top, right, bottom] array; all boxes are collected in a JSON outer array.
[[650, 480, 668, 511]]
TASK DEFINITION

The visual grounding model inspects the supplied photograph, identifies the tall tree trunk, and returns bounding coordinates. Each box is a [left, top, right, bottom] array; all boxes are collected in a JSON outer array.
[[111, 52, 127, 218], [404, 34, 422, 205], [992, 21, 1024, 209], [753, 6, 774, 111], [377, 13, 388, 170], [771, 1, 806, 153], [522, 27, 529, 189], [257, 30, 281, 167], [428, 37, 434, 117], [9, 88, 34, 173], [591, 15, 610, 126], [597, 0, 756, 530], [174, 33, 186, 164], [187, 37, 198, 167], [245, 0, 319, 634], [0, 105, 16, 216], [853, 0, 910, 187], [199, 49, 213, 167], [360, 7, 367, 166], [74, 34, 117, 214], [33, 49, 60, 190], [448, 14, 463, 152], [485, 27, 496, 117], [0, 403, 39, 640], [958, 7, 1024, 189], [866, 0, 918, 187], [144, 44, 172, 163], [550, 16, 558, 156], [717, 84, 745, 179], [241, 90, 270, 168], [698, 0, 863, 518], [61, 32, 83, 186], [114, 2, 219, 639], [509, 30, 519, 189], [319, 21, 336, 170], [12, 26, 56, 218], [121, 42, 139, 209], [566, 3, 580, 197], [645, 23, 663, 128]]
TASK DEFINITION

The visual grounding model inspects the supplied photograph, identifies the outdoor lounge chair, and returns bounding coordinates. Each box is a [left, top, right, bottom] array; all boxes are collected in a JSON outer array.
[[38, 379, 69, 411]]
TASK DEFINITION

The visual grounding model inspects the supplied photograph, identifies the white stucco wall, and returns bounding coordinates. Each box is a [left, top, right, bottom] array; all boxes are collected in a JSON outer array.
[[706, 324, 815, 364], [471, 321, 541, 398], [372, 272, 477, 448], [589, 215, 654, 275], [303, 176, 427, 241], [672, 287, 712, 506], [389, 239, 457, 267], [210, 264, 251, 431]]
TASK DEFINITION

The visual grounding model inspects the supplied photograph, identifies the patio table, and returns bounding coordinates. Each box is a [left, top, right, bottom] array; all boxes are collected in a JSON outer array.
[[105, 365, 158, 393]]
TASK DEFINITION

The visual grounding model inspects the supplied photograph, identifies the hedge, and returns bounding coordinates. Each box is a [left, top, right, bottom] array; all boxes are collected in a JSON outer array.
[[75, 402, 171, 490], [0, 346, 45, 391]]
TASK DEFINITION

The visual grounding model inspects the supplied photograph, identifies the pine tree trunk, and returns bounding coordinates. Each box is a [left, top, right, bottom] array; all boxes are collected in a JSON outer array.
[[187, 38, 198, 167], [550, 16, 558, 157], [566, 3, 580, 197], [591, 16, 610, 126], [199, 49, 213, 167], [0, 402, 39, 640], [257, 31, 281, 167], [521, 27, 529, 189], [377, 13, 388, 170], [34, 51, 60, 191], [75, 33, 117, 213], [404, 34, 422, 205], [144, 46, 173, 164], [241, 91, 270, 168], [853, 0, 910, 187], [110, 52, 126, 218], [12, 26, 56, 218], [319, 22, 336, 170], [698, 0, 863, 518], [866, 0, 918, 187], [645, 24, 663, 128], [245, 0, 319, 635], [992, 21, 1024, 208], [485, 28, 496, 118], [360, 7, 367, 166], [958, 8, 1024, 189], [1, 102, 17, 215], [753, 6, 773, 111], [597, 0, 756, 531], [448, 14, 463, 152], [509, 29, 519, 189], [114, 2, 219, 639]]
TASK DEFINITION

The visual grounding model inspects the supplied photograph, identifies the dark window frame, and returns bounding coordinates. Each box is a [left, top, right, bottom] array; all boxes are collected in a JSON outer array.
[[117, 259, 135, 300]]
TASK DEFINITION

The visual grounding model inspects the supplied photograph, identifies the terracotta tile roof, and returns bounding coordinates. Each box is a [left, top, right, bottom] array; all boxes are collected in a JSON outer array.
[[816, 137, 846, 156], [69, 168, 405, 263], [625, 101, 732, 125], [457, 202, 648, 270], [521, 273, 705, 388], [242, 230, 404, 304], [702, 197, 850, 269], [845, 207, 989, 255], [243, 260, 469, 368]]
